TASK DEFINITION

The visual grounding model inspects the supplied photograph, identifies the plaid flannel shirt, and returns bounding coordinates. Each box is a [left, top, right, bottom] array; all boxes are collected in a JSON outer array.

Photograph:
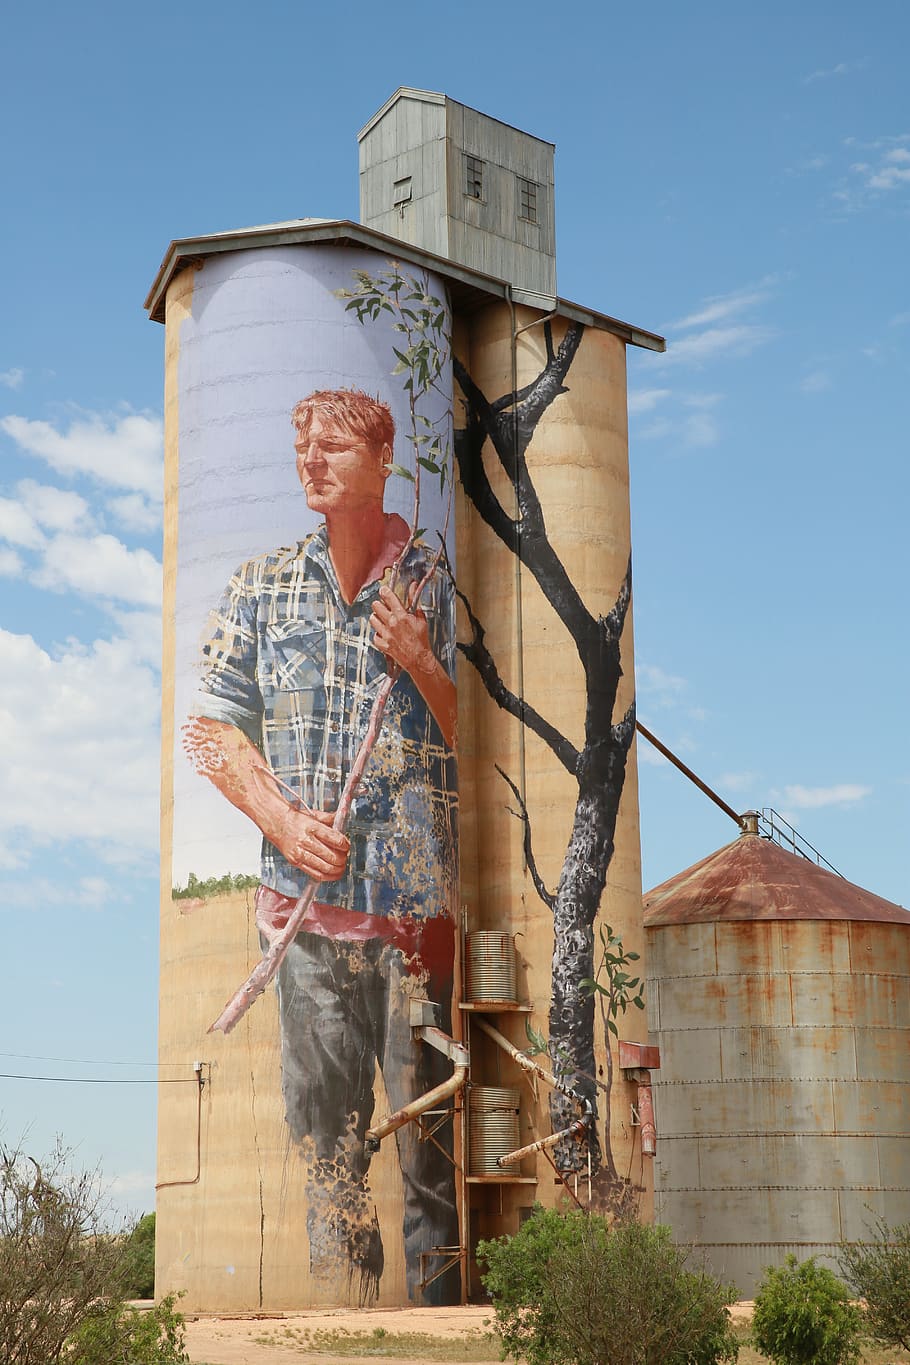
[[193, 525, 457, 919]]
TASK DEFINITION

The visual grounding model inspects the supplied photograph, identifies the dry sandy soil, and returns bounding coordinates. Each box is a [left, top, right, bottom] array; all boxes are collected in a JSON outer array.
[[185, 1305, 493, 1365], [184, 1303, 756, 1365]]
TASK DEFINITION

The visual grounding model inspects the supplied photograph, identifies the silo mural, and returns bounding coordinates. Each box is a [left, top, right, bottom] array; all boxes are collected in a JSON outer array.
[[151, 93, 665, 1308], [162, 245, 458, 1307]]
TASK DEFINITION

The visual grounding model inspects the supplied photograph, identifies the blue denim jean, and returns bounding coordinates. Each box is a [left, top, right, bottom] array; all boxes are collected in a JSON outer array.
[[275, 929, 459, 1304]]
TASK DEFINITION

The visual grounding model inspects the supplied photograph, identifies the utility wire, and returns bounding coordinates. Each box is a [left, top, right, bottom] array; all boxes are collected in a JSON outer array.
[[0, 1073, 198, 1084], [0, 1051, 185, 1068]]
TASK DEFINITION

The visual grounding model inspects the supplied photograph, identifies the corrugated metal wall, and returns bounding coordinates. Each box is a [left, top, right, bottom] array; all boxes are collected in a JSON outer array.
[[647, 916, 910, 1295]]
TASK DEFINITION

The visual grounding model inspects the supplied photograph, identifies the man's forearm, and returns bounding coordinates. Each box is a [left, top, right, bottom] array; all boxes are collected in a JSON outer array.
[[183, 717, 350, 880], [408, 657, 457, 749], [184, 717, 290, 842]]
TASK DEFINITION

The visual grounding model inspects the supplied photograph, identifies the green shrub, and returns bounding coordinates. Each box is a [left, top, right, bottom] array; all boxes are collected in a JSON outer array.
[[839, 1217, 910, 1353], [65, 1294, 188, 1364], [121, 1212, 156, 1299], [751, 1255, 862, 1365], [0, 1143, 128, 1365], [478, 1207, 739, 1365]]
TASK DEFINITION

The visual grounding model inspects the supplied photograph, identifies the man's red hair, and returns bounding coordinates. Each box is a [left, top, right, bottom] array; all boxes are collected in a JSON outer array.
[[291, 389, 394, 456]]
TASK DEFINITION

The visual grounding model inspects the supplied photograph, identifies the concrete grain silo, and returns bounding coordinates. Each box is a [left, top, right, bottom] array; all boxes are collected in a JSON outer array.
[[645, 815, 910, 1295], [147, 88, 663, 1311]]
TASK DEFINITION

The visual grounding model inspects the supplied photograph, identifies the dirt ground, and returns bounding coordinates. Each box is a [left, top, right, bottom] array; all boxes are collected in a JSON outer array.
[[184, 1303, 756, 1365], [185, 1305, 492, 1365]]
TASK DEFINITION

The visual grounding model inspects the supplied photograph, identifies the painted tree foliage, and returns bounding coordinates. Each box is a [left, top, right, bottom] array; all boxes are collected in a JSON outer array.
[[453, 322, 637, 1192]]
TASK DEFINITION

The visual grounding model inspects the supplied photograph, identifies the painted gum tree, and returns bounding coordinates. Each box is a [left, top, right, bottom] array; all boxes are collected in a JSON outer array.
[[332, 280, 639, 1199], [453, 319, 638, 1198]]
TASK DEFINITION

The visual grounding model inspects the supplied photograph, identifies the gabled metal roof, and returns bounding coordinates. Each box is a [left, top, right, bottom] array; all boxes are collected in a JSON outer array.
[[644, 827, 909, 926], [357, 85, 555, 149], [143, 216, 665, 353]]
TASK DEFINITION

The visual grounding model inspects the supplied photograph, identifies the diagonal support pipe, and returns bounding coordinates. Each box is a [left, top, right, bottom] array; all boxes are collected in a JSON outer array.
[[365, 1034, 469, 1152], [472, 1016, 594, 1167]]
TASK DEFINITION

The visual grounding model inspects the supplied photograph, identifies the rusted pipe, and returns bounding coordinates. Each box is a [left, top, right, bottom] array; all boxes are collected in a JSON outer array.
[[473, 1015, 595, 1147], [635, 720, 744, 828], [474, 1016, 567, 1097], [365, 1064, 468, 1151], [636, 1073, 656, 1156], [497, 1118, 588, 1166]]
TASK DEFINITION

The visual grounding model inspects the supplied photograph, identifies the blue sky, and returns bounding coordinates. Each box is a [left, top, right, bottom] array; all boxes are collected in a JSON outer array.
[[1, 0, 907, 1219]]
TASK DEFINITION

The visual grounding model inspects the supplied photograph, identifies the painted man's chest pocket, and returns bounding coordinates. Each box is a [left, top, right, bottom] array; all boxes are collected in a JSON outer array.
[[263, 618, 327, 694]]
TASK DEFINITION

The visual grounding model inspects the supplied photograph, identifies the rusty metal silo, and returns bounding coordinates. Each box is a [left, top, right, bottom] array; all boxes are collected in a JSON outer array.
[[644, 819, 910, 1296]]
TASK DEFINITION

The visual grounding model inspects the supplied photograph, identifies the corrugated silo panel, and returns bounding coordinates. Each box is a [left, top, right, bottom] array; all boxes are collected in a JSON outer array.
[[658, 1028, 723, 1082], [648, 921, 717, 977], [839, 1188, 910, 1240], [833, 1079, 910, 1135], [719, 1025, 857, 1081]]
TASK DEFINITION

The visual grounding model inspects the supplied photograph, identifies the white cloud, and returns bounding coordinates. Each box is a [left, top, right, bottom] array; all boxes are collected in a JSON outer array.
[[0, 368, 25, 390], [108, 607, 163, 670], [662, 323, 775, 367], [781, 783, 872, 810], [681, 411, 719, 447], [867, 165, 910, 191], [628, 388, 671, 416], [637, 662, 687, 707], [0, 548, 24, 577], [637, 408, 719, 448], [107, 492, 162, 534], [0, 411, 163, 501], [0, 628, 160, 870], [804, 61, 849, 84], [842, 136, 910, 200], [670, 281, 776, 331], [717, 770, 759, 794], [0, 497, 45, 550], [17, 480, 92, 533], [801, 370, 831, 394], [637, 740, 671, 767], [33, 533, 162, 608]]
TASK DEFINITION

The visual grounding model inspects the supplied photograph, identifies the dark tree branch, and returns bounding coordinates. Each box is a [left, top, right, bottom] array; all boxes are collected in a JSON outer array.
[[488, 320, 558, 414], [452, 414, 520, 556], [509, 321, 584, 458], [495, 764, 556, 909], [601, 552, 633, 646], [456, 589, 580, 776], [612, 699, 636, 752], [454, 332, 597, 654]]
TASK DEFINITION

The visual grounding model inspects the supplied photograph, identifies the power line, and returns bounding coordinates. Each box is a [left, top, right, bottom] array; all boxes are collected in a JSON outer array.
[[0, 1052, 185, 1068], [0, 1074, 197, 1085]]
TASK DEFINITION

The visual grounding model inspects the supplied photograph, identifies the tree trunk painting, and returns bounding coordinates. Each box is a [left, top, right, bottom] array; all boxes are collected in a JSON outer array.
[[454, 321, 637, 1204]]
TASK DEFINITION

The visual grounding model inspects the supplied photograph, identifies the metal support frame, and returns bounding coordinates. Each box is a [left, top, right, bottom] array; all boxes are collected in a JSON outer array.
[[365, 1010, 469, 1151], [418, 1245, 467, 1292]]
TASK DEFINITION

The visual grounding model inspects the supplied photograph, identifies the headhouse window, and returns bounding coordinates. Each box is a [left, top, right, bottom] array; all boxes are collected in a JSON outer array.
[[464, 154, 484, 201], [518, 177, 538, 223], [393, 176, 412, 207]]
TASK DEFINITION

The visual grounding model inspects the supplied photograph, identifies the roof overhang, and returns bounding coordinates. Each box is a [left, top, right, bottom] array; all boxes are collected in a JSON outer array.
[[143, 216, 665, 352]]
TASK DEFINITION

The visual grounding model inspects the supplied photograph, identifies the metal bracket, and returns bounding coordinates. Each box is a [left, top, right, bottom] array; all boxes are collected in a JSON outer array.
[[414, 1025, 470, 1068], [418, 1245, 466, 1292]]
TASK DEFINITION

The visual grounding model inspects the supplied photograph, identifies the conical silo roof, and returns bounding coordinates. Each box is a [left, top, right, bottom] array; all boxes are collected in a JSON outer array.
[[644, 827, 909, 926]]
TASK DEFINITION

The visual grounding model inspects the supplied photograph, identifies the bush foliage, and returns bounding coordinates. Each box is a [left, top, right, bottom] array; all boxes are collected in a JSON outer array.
[[751, 1255, 863, 1365], [0, 1143, 182, 1364], [478, 1207, 739, 1365], [65, 1294, 188, 1364], [121, 1211, 156, 1299], [839, 1217, 910, 1353]]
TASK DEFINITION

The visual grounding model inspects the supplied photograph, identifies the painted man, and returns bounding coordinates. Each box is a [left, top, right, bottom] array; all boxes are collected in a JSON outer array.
[[186, 389, 458, 1304]]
